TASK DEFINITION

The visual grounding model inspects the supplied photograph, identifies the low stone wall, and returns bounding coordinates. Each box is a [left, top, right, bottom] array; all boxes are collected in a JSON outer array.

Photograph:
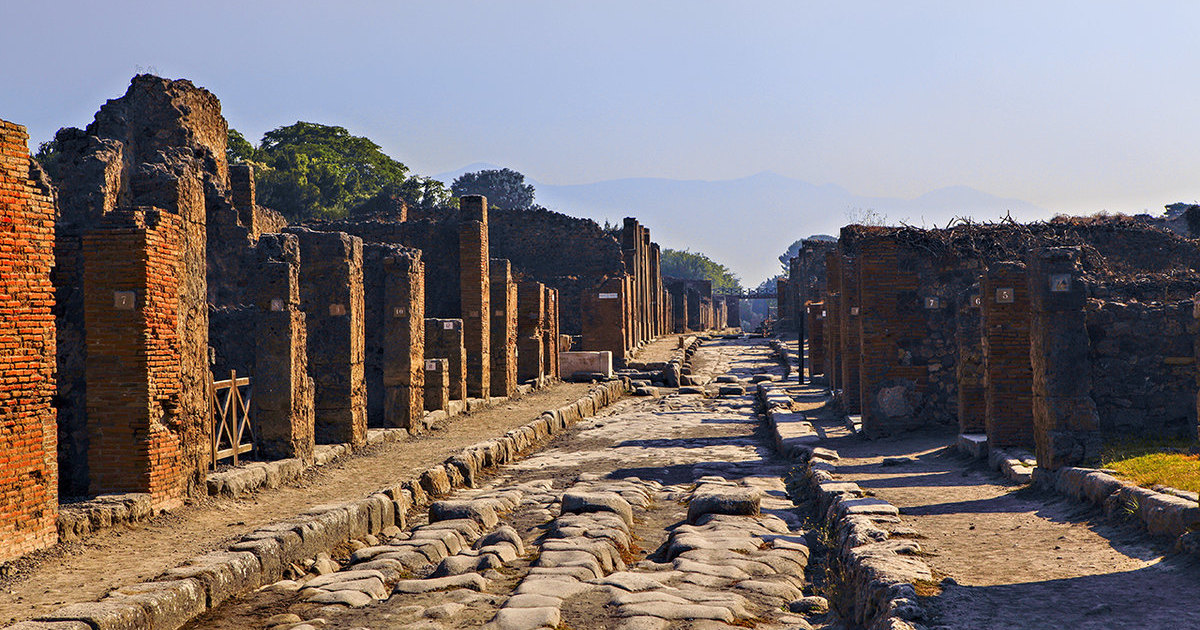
[[1034, 466, 1200, 543], [12, 380, 627, 630]]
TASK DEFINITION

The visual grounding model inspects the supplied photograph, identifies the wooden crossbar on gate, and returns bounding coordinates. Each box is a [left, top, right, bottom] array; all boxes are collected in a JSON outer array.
[[210, 369, 255, 468]]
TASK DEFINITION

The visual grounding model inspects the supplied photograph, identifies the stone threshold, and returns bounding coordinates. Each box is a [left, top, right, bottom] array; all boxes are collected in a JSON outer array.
[[11, 380, 628, 630]]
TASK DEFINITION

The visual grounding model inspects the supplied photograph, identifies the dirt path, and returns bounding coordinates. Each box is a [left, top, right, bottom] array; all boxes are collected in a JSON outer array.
[[793, 371, 1200, 629], [0, 383, 590, 626]]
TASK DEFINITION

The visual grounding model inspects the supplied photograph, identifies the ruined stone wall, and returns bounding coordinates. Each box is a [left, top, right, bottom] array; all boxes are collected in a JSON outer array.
[[51, 75, 215, 497], [837, 254, 862, 414], [459, 197, 490, 399], [0, 120, 59, 561], [581, 277, 625, 363], [315, 218, 461, 319], [487, 207, 625, 336], [83, 209, 188, 502], [1086, 298, 1196, 440]]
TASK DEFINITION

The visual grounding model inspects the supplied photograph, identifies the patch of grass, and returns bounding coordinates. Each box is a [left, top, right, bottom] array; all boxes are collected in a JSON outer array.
[[1102, 436, 1200, 493]]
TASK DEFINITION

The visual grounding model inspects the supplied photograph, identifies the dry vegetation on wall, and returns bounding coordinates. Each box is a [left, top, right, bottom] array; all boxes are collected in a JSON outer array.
[[840, 214, 1200, 300]]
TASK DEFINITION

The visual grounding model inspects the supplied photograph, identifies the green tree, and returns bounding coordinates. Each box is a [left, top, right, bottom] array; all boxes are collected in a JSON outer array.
[[661, 249, 742, 292], [451, 168, 535, 210], [777, 234, 836, 272], [226, 128, 258, 164]]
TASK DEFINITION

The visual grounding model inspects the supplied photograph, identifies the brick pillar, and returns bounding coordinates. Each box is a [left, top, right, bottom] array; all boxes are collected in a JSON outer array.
[[0, 120, 59, 560], [686, 288, 701, 331], [955, 285, 986, 435], [363, 244, 425, 431], [286, 229, 367, 447], [839, 254, 862, 414], [825, 252, 842, 392], [423, 358, 449, 412], [252, 234, 314, 460], [807, 302, 825, 376], [855, 239, 926, 435], [518, 281, 546, 382], [426, 319, 466, 401], [641, 228, 652, 341], [582, 277, 626, 363], [489, 259, 519, 398], [981, 262, 1036, 448], [459, 195, 490, 399], [544, 288, 560, 380], [726, 295, 740, 329], [84, 209, 186, 503], [1030, 248, 1100, 468], [776, 277, 791, 327], [650, 243, 662, 337]]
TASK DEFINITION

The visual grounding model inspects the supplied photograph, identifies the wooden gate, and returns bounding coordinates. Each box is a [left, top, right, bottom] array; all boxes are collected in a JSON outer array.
[[210, 369, 254, 468]]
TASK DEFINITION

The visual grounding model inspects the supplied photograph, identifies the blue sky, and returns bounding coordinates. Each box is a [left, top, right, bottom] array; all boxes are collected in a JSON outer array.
[[3, 1, 1199, 279]]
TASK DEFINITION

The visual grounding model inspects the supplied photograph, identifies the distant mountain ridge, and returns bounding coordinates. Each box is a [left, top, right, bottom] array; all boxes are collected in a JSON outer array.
[[432, 165, 1051, 284]]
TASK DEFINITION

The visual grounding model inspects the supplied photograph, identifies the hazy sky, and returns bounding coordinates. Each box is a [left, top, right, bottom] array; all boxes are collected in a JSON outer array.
[[3, 1, 1199, 257]]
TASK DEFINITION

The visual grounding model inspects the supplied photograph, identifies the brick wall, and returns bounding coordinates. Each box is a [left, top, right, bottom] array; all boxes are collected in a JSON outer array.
[[285, 228, 367, 447], [425, 319, 466, 400], [981, 262, 1035, 448], [83, 209, 186, 503], [545, 288, 561, 379], [0, 119, 58, 561], [423, 358, 449, 412], [459, 196, 490, 399]]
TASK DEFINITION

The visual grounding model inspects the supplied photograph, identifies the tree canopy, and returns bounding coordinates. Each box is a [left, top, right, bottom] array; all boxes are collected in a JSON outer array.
[[661, 249, 742, 292], [777, 234, 836, 272], [229, 123, 452, 221], [450, 168, 535, 210]]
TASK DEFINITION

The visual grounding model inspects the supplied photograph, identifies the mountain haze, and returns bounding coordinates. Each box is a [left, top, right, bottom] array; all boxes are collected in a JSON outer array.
[[433, 166, 1051, 284]]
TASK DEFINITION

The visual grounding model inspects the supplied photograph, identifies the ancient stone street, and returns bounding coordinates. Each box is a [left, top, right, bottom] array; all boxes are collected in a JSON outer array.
[[178, 338, 829, 630]]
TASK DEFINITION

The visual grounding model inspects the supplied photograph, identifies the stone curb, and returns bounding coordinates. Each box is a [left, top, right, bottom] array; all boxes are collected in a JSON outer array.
[[1033, 466, 1200, 543], [7, 380, 628, 630], [758, 384, 929, 630]]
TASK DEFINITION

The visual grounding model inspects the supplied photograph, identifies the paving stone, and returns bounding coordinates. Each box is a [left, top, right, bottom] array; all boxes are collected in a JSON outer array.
[[594, 571, 669, 592], [687, 488, 761, 523], [307, 589, 376, 607], [503, 593, 563, 608], [788, 595, 829, 614], [615, 616, 670, 630], [513, 577, 591, 599], [617, 602, 735, 622], [265, 612, 303, 627], [394, 573, 489, 594], [429, 500, 500, 529], [485, 606, 561, 630], [476, 525, 526, 555], [424, 602, 467, 619], [560, 492, 634, 526]]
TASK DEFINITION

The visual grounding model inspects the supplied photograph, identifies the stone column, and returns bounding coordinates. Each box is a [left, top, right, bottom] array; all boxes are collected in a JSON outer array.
[[824, 252, 843, 392], [459, 195, 490, 399], [425, 318, 466, 401], [253, 233, 314, 460], [489, 259, 519, 398], [807, 302, 825, 376], [1030, 248, 1100, 468], [285, 228, 367, 447], [378, 247, 425, 430], [544, 288, 560, 380]]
